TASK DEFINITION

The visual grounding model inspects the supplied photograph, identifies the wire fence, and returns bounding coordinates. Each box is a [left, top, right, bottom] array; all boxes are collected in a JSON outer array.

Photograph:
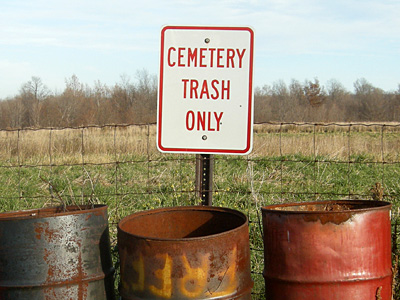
[[1, 121, 400, 298]]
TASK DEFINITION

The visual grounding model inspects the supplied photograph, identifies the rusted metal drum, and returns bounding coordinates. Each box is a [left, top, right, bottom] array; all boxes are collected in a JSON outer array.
[[118, 206, 253, 299], [0, 205, 115, 300], [262, 200, 392, 300]]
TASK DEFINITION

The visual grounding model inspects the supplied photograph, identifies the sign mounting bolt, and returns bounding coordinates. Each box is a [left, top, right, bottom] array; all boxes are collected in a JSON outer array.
[[202, 135, 208, 140], [205, 38, 210, 44]]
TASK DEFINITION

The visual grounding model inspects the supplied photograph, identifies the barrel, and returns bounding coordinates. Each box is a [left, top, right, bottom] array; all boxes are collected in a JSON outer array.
[[0, 205, 115, 300], [262, 200, 392, 300], [117, 206, 253, 299]]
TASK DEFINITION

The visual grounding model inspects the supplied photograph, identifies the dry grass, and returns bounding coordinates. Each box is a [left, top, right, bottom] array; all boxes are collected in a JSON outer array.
[[1, 122, 400, 164], [0, 125, 157, 165], [252, 122, 400, 162]]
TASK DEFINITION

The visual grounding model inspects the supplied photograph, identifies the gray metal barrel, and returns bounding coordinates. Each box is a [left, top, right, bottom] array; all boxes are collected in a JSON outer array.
[[0, 204, 115, 300]]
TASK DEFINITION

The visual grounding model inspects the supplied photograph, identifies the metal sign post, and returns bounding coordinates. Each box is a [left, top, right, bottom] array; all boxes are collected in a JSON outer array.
[[195, 154, 214, 206]]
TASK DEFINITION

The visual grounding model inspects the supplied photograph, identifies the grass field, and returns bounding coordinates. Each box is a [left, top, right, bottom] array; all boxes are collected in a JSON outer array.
[[1, 122, 400, 298]]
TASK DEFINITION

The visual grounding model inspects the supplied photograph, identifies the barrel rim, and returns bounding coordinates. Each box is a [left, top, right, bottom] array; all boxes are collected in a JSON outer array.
[[0, 204, 108, 220], [118, 205, 248, 242], [261, 200, 391, 214]]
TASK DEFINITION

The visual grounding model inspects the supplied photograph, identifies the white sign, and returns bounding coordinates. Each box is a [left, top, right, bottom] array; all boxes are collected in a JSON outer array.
[[157, 26, 254, 155]]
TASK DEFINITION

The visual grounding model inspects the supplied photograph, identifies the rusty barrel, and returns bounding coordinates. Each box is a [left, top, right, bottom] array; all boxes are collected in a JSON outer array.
[[117, 206, 253, 299], [261, 200, 392, 300], [0, 205, 115, 300]]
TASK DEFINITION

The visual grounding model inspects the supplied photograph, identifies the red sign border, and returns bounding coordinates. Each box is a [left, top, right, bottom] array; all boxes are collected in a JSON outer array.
[[157, 25, 254, 154]]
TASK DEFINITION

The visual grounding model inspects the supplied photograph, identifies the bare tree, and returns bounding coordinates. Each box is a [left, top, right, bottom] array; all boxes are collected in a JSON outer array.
[[354, 78, 374, 96], [288, 79, 306, 121], [93, 80, 112, 125], [58, 75, 88, 126], [111, 75, 136, 124], [133, 69, 157, 123], [354, 78, 386, 121], [327, 79, 348, 101], [19, 76, 50, 127], [270, 80, 290, 121], [254, 85, 273, 122], [325, 79, 351, 121], [0, 99, 23, 128]]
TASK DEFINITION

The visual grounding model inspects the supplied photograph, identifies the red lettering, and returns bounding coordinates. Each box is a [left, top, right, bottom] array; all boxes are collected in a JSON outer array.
[[184, 79, 231, 100], [182, 79, 189, 98], [186, 111, 224, 131], [186, 111, 195, 131], [214, 112, 223, 131], [200, 80, 210, 99], [190, 80, 199, 99], [168, 47, 176, 67], [167, 48, 246, 69], [236, 49, 246, 68], [199, 48, 207, 67], [217, 49, 224, 68], [207, 112, 215, 131], [209, 48, 216, 67], [226, 49, 235, 68], [188, 48, 197, 67], [197, 111, 206, 131], [222, 80, 230, 100], [178, 48, 185, 67], [211, 80, 219, 100]]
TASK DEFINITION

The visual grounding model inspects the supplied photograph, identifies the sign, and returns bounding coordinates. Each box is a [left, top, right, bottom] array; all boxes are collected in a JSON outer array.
[[157, 26, 254, 155]]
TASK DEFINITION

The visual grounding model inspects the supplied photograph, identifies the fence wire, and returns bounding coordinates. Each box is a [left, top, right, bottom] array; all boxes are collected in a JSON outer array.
[[1, 121, 400, 299]]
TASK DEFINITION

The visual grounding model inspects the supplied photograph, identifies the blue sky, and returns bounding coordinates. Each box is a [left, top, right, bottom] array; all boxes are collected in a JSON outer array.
[[1, 0, 399, 98]]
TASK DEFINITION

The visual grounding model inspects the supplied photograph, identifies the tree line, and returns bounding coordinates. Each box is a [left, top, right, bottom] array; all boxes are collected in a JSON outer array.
[[0, 71, 399, 129], [255, 78, 400, 123]]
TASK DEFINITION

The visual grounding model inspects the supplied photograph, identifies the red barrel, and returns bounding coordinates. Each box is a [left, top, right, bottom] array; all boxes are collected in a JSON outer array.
[[262, 200, 392, 300], [118, 206, 253, 299]]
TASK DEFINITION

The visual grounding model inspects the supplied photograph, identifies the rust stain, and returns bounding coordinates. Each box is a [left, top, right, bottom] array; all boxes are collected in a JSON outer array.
[[376, 286, 383, 300], [43, 248, 53, 277], [42, 231, 89, 299], [44, 286, 57, 300], [35, 221, 60, 242], [35, 222, 45, 240], [303, 212, 353, 225], [76, 241, 88, 300], [39, 220, 89, 299]]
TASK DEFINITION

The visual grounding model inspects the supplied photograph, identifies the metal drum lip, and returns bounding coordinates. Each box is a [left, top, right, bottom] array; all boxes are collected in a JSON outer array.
[[261, 200, 392, 215], [0, 204, 108, 220], [118, 205, 248, 242]]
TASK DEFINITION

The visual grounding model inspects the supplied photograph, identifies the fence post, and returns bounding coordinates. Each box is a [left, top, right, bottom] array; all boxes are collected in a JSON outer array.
[[195, 154, 214, 206]]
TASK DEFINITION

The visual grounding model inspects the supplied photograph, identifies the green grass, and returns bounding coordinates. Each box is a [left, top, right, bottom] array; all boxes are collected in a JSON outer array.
[[1, 153, 400, 299]]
